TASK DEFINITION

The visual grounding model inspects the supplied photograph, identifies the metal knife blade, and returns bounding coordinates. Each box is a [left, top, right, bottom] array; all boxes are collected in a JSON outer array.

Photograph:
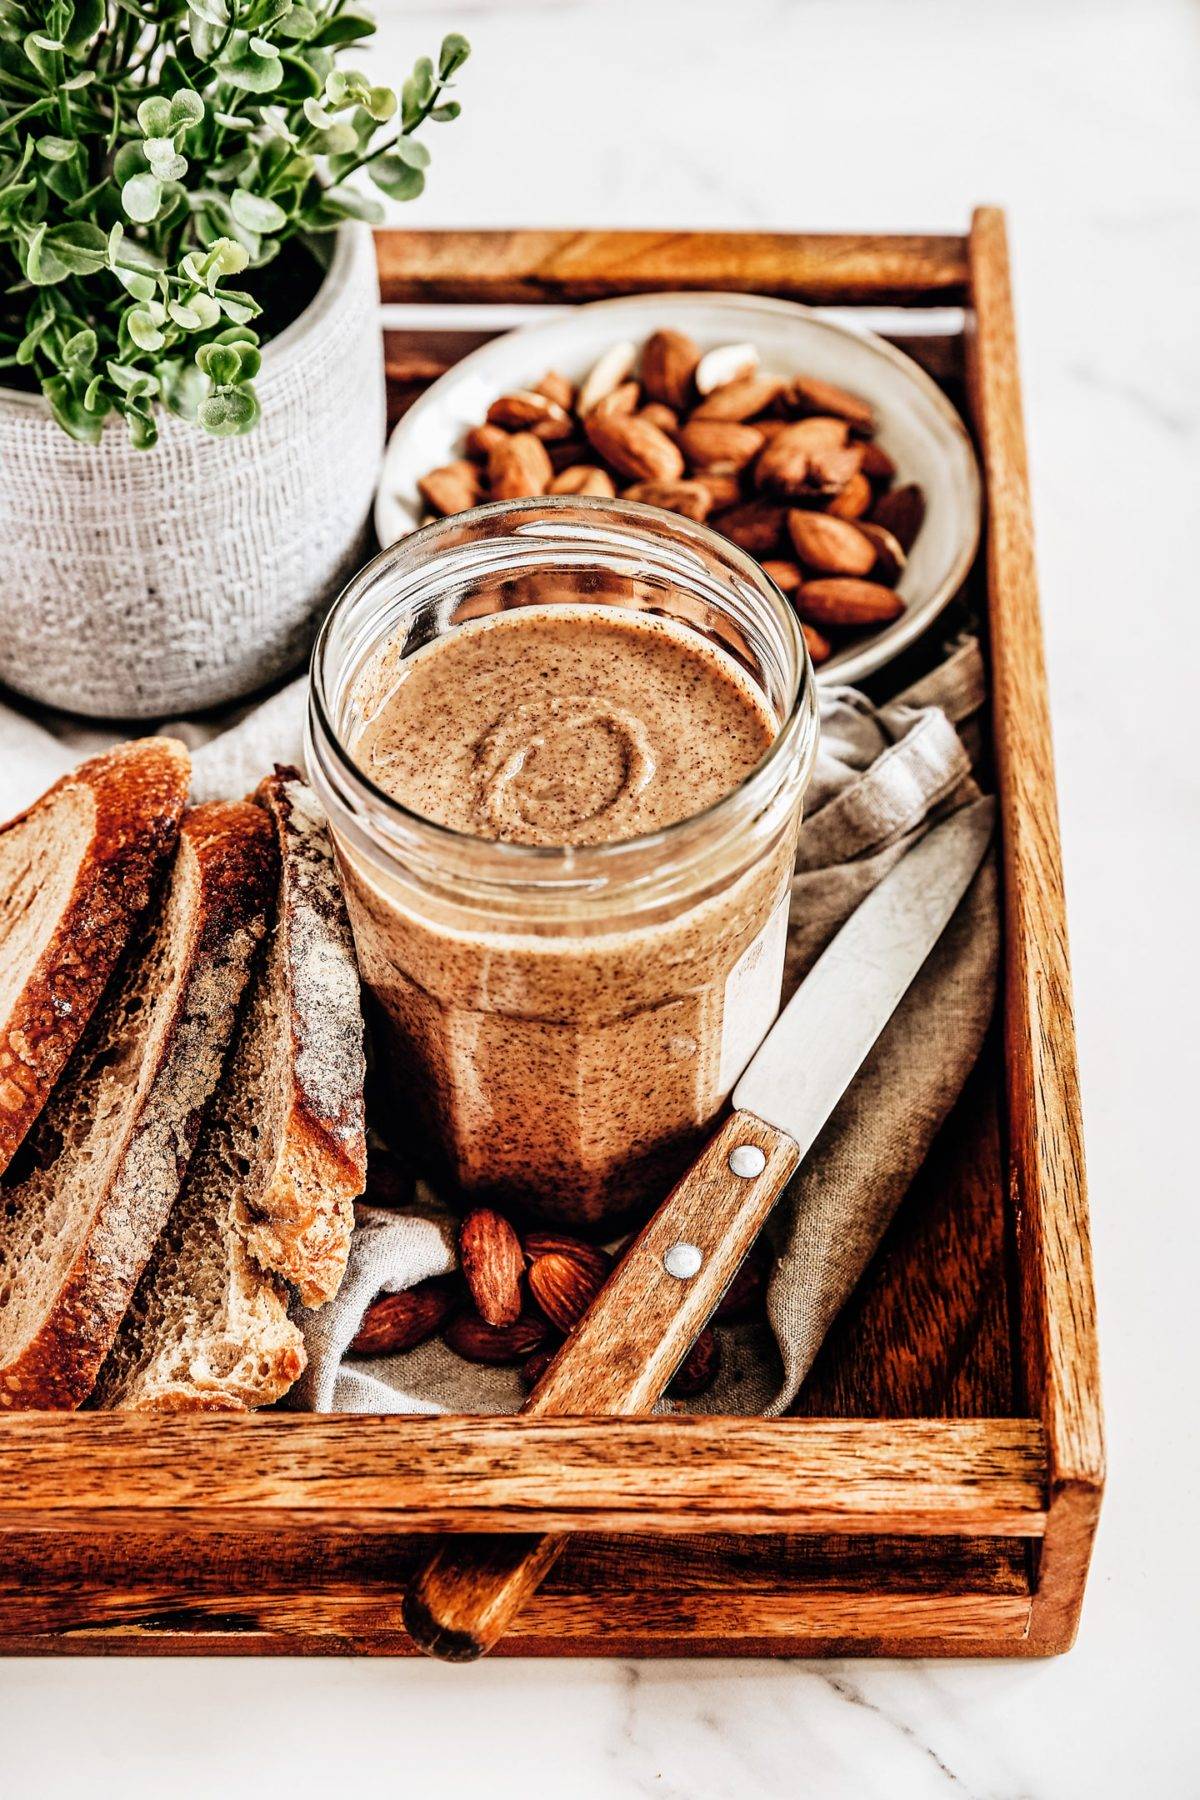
[[733, 796, 995, 1151]]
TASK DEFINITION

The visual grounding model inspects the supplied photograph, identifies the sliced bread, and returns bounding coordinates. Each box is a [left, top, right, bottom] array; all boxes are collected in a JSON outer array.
[[0, 738, 190, 1177], [234, 767, 366, 1307], [93, 770, 366, 1412], [0, 801, 276, 1409]]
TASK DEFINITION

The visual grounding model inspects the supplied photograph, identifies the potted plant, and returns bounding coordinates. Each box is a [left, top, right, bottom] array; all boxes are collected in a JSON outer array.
[[0, 1, 469, 718]]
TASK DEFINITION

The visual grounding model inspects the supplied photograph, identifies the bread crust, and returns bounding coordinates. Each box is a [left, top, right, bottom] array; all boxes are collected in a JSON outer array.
[[0, 801, 276, 1409], [0, 738, 191, 1177], [241, 767, 366, 1306]]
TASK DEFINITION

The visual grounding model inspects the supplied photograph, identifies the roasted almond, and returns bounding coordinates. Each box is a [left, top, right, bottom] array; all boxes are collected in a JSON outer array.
[[695, 342, 759, 395], [754, 418, 849, 496], [692, 376, 784, 421], [713, 500, 786, 556], [806, 443, 865, 495], [695, 472, 742, 511], [668, 1327, 720, 1398], [761, 557, 802, 596], [856, 520, 907, 583], [577, 341, 638, 416], [714, 1244, 771, 1323], [528, 1250, 605, 1332], [677, 420, 764, 475], [521, 1346, 558, 1391], [349, 1278, 457, 1356], [787, 510, 877, 576], [586, 412, 685, 483], [464, 422, 507, 461], [789, 374, 876, 434], [458, 1207, 525, 1328], [549, 463, 617, 498], [801, 621, 833, 665], [859, 440, 898, 481], [640, 328, 701, 411], [592, 379, 641, 421], [825, 470, 873, 519], [536, 369, 575, 411], [487, 389, 572, 432], [637, 402, 679, 434], [869, 482, 926, 551], [443, 1310, 548, 1366], [488, 431, 553, 499], [624, 478, 713, 522], [418, 460, 482, 517], [523, 1232, 612, 1285], [796, 577, 906, 628]]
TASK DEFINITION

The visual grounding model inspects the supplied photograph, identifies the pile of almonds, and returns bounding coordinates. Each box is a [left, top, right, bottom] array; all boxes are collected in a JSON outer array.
[[349, 1200, 771, 1401], [413, 329, 927, 665]]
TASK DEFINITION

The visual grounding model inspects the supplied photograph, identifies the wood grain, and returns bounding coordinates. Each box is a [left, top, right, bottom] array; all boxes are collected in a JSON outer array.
[[0, 1414, 1046, 1535], [375, 230, 970, 307], [0, 1529, 1033, 1656], [967, 206, 1104, 1650]]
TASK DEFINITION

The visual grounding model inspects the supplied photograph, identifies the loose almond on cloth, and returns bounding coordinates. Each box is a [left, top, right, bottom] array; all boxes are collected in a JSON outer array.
[[280, 636, 998, 1418]]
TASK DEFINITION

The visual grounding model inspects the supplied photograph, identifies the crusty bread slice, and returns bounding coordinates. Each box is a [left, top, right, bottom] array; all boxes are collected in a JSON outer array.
[[0, 738, 190, 1177], [93, 769, 365, 1412], [233, 767, 365, 1306], [0, 801, 276, 1410]]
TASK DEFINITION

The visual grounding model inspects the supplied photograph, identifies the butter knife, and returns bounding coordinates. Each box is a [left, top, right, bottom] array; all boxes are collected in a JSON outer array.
[[403, 797, 995, 1660]]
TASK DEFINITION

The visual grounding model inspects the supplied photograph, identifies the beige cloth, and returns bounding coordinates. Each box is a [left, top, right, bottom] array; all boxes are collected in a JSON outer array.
[[291, 634, 999, 1416]]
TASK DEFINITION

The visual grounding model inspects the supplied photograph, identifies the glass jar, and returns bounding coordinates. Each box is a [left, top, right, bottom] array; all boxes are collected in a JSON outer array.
[[307, 498, 819, 1231]]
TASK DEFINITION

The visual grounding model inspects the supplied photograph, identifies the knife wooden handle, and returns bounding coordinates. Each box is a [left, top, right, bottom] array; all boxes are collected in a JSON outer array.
[[402, 1110, 800, 1661]]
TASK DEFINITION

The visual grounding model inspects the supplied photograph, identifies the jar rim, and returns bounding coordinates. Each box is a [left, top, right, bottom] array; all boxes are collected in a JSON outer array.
[[307, 495, 819, 887]]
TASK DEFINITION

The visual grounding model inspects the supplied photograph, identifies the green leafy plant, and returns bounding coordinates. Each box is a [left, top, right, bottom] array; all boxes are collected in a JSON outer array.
[[0, 2, 469, 446]]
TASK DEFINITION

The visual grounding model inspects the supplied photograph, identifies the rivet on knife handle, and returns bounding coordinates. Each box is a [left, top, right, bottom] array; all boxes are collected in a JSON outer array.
[[402, 1110, 800, 1661]]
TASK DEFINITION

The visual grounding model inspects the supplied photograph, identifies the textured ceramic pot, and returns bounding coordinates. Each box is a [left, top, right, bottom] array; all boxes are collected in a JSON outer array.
[[0, 224, 384, 719]]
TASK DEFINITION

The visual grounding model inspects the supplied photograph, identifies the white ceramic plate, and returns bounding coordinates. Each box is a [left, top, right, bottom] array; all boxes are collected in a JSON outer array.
[[374, 293, 981, 685]]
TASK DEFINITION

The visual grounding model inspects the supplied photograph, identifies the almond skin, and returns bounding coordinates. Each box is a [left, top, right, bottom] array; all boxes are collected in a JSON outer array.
[[528, 1250, 605, 1332], [637, 402, 679, 434], [856, 520, 907, 583], [536, 369, 574, 411], [488, 431, 553, 499], [859, 440, 898, 481], [585, 412, 684, 483], [464, 422, 508, 461], [677, 420, 764, 475], [754, 418, 849, 496], [523, 1232, 612, 1285], [801, 621, 833, 665], [713, 500, 786, 556], [668, 1327, 720, 1398], [418, 460, 481, 517], [640, 328, 701, 411], [624, 478, 713, 522], [825, 470, 873, 519], [695, 472, 742, 511], [443, 1310, 548, 1366], [787, 510, 877, 576], [796, 577, 906, 628], [591, 379, 641, 421], [869, 482, 926, 551], [692, 376, 783, 421], [349, 1278, 457, 1356], [487, 389, 571, 433], [549, 464, 617, 498], [761, 557, 802, 596], [459, 1207, 525, 1328], [789, 375, 876, 434], [806, 444, 865, 495]]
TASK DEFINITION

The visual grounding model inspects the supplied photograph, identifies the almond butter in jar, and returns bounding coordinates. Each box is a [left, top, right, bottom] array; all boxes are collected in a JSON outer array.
[[308, 498, 818, 1232]]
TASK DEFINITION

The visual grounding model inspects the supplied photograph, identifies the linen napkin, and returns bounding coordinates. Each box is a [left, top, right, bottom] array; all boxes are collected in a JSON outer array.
[[0, 635, 997, 1417]]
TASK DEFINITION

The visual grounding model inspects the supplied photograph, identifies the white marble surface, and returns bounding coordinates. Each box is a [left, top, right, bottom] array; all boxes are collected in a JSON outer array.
[[4, 0, 1199, 1793]]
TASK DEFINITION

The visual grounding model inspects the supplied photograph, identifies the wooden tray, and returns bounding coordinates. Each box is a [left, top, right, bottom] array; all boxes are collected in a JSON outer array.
[[0, 208, 1103, 1659]]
